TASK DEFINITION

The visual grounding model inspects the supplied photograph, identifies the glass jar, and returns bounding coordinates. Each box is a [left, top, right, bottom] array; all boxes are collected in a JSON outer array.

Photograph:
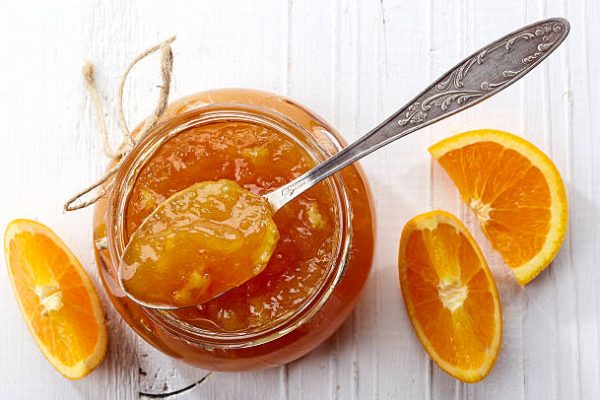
[[93, 89, 375, 371]]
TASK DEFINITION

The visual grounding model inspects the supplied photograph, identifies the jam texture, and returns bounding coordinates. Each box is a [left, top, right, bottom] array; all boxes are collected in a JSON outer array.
[[126, 121, 337, 330]]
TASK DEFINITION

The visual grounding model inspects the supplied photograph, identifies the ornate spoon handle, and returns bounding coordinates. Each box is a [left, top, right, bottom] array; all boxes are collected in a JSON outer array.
[[265, 18, 570, 212]]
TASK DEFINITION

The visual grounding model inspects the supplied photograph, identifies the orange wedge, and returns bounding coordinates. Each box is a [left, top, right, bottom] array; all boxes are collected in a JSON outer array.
[[398, 211, 501, 382], [429, 130, 568, 285], [4, 219, 108, 379]]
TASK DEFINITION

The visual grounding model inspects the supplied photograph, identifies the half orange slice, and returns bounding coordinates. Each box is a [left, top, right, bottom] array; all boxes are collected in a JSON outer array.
[[429, 129, 568, 285], [4, 219, 108, 379], [398, 211, 501, 382]]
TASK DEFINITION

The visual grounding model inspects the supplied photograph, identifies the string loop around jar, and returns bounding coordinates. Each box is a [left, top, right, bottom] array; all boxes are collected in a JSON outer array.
[[64, 36, 175, 212]]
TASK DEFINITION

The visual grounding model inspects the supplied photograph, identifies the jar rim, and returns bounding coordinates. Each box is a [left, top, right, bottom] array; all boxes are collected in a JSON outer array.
[[106, 102, 353, 349]]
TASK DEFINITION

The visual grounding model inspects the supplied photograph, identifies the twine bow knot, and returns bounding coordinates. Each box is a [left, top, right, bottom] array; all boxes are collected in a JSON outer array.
[[64, 36, 175, 212]]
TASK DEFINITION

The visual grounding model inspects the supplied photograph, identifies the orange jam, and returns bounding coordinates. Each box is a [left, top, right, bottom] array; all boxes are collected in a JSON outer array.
[[94, 89, 375, 370], [124, 121, 337, 326]]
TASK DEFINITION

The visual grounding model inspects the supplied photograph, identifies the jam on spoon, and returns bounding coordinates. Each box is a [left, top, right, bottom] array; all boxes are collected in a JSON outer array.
[[119, 179, 279, 309]]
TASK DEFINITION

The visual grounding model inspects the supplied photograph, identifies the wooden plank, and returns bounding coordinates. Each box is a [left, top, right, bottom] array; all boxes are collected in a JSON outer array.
[[563, 0, 600, 398], [542, 1, 584, 399]]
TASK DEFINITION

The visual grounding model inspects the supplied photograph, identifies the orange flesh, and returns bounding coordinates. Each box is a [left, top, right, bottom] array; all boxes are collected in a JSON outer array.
[[125, 121, 337, 331], [399, 212, 501, 381], [120, 179, 280, 308], [435, 142, 551, 267], [5, 220, 107, 378], [406, 226, 493, 368], [9, 232, 100, 363]]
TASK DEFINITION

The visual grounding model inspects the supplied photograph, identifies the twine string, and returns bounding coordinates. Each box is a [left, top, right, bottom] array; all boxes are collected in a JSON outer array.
[[64, 36, 175, 212]]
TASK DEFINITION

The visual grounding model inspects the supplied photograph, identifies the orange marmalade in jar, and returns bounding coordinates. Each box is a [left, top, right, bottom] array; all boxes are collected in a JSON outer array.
[[93, 89, 375, 371]]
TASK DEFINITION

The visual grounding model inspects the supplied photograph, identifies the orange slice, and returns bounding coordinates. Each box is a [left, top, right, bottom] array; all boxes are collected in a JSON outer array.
[[398, 211, 501, 382], [429, 130, 568, 285], [4, 219, 108, 379]]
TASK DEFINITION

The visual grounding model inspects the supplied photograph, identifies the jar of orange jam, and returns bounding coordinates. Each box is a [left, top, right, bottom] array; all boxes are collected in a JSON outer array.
[[93, 89, 375, 371]]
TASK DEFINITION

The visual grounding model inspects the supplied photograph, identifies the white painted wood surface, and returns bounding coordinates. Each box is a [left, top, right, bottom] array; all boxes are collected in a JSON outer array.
[[0, 0, 598, 398]]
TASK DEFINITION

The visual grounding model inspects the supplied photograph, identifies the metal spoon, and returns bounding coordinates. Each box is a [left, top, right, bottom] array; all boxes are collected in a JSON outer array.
[[121, 18, 569, 310], [264, 17, 569, 213]]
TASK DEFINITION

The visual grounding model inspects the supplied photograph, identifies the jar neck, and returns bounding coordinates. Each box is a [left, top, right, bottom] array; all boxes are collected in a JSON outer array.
[[106, 103, 353, 348]]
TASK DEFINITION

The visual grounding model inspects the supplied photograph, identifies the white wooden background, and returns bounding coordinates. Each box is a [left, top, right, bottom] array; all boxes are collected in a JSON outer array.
[[0, 0, 598, 399]]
